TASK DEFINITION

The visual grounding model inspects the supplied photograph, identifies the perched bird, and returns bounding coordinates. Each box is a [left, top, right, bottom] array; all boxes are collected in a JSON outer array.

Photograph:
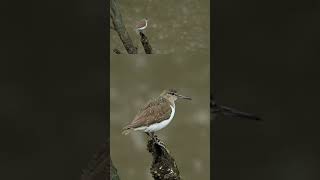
[[211, 95, 261, 121], [122, 89, 191, 139], [135, 18, 148, 34]]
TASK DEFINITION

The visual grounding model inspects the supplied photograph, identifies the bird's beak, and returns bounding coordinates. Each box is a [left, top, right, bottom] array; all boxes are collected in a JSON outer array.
[[177, 94, 192, 100]]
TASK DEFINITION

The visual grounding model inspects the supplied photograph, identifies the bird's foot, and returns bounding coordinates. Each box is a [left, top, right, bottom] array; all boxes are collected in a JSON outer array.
[[153, 136, 169, 152], [145, 132, 159, 142], [146, 132, 169, 152], [145, 132, 153, 138], [152, 134, 158, 139]]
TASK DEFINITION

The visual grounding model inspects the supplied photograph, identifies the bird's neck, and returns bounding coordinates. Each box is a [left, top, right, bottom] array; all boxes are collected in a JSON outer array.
[[161, 96, 175, 107]]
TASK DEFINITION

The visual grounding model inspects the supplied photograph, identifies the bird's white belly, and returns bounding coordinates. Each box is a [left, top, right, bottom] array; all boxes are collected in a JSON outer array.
[[134, 105, 175, 133], [138, 26, 147, 30], [137, 22, 147, 30]]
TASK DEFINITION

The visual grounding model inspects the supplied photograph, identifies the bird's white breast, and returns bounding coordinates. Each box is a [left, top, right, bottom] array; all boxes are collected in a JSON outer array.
[[135, 105, 175, 133], [137, 20, 147, 30]]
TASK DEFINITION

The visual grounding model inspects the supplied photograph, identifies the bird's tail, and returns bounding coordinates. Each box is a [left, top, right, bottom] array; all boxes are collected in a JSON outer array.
[[121, 127, 132, 135]]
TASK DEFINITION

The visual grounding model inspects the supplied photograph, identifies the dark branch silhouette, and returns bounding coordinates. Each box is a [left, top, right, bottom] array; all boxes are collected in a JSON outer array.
[[210, 95, 261, 121]]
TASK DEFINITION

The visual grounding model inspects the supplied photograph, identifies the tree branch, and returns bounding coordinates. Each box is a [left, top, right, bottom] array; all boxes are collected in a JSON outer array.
[[139, 32, 152, 54], [110, 0, 137, 54], [210, 94, 261, 120], [147, 138, 181, 180]]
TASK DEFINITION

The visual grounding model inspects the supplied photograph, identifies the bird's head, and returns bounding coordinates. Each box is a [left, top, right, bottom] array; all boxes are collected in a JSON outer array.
[[160, 89, 192, 102]]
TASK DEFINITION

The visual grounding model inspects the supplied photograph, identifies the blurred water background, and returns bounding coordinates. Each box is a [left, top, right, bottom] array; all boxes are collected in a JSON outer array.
[[110, 0, 210, 54], [110, 54, 210, 180]]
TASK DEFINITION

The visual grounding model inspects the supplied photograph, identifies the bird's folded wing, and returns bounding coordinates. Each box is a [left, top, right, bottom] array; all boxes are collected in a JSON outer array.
[[125, 99, 172, 129], [135, 20, 145, 28]]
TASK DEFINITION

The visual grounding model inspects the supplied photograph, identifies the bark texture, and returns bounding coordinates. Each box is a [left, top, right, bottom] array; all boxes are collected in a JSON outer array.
[[147, 138, 181, 180], [110, 0, 137, 54], [139, 32, 153, 54]]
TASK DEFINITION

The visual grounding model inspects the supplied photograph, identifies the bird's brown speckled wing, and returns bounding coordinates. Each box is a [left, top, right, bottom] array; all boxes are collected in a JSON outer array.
[[124, 98, 172, 129], [135, 19, 146, 28]]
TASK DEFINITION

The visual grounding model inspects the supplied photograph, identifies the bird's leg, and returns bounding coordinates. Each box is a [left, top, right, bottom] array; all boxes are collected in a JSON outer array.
[[145, 132, 152, 139], [145, 132, 167, 149], [149, 132, 168, 150], [145, 132, 158, 141], [150, 132, 158, 140]]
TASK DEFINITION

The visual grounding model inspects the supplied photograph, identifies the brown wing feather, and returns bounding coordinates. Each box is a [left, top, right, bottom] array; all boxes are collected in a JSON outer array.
[[124, 98, 172, 129], [135, 20, 146, 28]]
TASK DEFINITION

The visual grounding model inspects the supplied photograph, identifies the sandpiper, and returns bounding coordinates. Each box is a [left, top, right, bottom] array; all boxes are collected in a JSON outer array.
[[122, 89, 191, 138], [135, 18, 148, 34]]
